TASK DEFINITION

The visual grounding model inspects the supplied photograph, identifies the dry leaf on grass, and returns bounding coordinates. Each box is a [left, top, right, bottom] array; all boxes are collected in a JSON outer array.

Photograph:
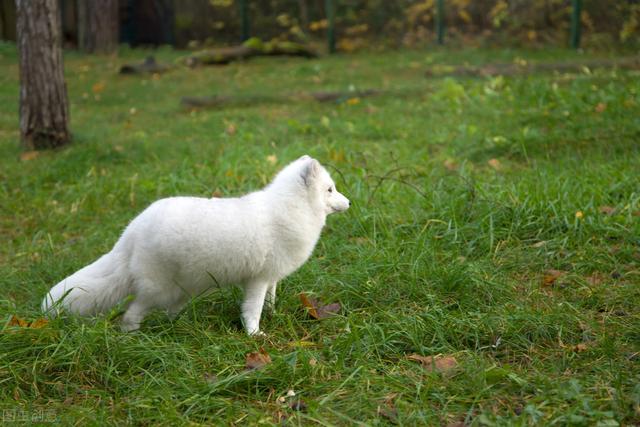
[[7, 315, 48, 329], [20, 151, 40, 161], [586, 272, 607, 286], [443, 159, 458, 171], [487, 158, 501, 170], [289, 399, 307, 411], [573, 343, 589, 352], [407, 354, 459, 373], [598, 205, 616, 215], [594, 102, 607, 113], [377, 393, 399, 422], [299, 293, 341, 319], [266, 154, 277, 165], [245, 348, 271, 370], [542, 269, 566, 286], [225, 123, 237, 135], [8, 315, 29, 328], [91, 81, 106, 94]]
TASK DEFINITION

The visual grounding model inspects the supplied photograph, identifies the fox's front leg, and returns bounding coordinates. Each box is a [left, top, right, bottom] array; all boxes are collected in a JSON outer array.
[[241, 280, 268, 336], [266, 281, 278, 313]]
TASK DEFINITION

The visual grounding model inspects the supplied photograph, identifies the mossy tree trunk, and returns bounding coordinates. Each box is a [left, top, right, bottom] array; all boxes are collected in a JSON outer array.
[[16, 0, 70, 150], [77, 0, 119, 53]]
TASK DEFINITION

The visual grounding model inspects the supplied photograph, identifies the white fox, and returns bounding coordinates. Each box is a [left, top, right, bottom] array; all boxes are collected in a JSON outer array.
[[42, 155, 350, 335]]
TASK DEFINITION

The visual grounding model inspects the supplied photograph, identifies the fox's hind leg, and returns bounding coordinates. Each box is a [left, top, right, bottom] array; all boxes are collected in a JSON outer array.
[[241, 280, 269, 335]]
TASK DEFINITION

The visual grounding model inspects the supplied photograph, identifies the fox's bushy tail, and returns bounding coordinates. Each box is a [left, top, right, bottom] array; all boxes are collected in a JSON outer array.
[[42, 249, 133, 317]]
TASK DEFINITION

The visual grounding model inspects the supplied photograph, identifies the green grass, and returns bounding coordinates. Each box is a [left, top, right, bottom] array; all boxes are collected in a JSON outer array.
[[1, 42, 639, 425]]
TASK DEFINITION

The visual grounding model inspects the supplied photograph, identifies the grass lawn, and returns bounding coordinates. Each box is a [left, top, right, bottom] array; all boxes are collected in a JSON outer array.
[[1, 42, 639, 425]]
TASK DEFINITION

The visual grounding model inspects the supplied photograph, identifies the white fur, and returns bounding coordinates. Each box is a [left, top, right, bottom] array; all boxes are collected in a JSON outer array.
[[42, 155, 349, 334]]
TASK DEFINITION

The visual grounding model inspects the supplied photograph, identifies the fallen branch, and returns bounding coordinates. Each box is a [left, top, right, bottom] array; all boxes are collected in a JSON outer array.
[[181, 89, 381, 109], [184, 37, 318, 67], [119, 56, 171, 74]]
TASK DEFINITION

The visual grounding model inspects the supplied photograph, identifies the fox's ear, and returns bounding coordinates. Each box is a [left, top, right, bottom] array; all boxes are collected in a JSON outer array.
[[300, 158, 320, 186]]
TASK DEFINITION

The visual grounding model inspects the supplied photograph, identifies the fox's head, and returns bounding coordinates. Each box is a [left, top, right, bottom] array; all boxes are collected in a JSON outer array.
[[298, 155, 350, 215], [270, 155, 350, 216]]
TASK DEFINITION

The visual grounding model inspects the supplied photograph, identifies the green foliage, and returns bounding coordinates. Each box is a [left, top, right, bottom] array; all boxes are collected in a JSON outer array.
[[1, 43, 639, 424]]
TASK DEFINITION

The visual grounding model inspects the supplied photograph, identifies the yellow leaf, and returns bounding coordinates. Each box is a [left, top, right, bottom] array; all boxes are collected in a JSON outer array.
[[29, 318, 49, 329], [266, 154, 277, 165], [288, 340, 316, 348], [575, 211, 584, 219], [346, 97, 360, 106], [8, 315, 29, 328], [329, 149, 345, 163], [92, 81, 106, 94]]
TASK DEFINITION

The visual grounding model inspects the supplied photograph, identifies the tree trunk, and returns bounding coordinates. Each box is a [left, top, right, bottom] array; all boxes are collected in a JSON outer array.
[[77, 0, 118, 53], [297, 0, 309, 32], [16, 0, 70, 150]]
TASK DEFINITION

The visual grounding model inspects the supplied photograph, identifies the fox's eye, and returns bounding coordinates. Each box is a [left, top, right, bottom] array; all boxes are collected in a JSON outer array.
[[328, 187, 333, 193]]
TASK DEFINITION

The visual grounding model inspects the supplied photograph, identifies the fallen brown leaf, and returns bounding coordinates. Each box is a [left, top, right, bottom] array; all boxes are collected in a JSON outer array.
[[573, 343, 588, 352], [594, 102, 607, 113], [542, 269, 565, 286], [299, 293, 341, 319], [586, 272, 606, 286], [378, 393, 399, 422], [225, 123, 237, 135], [245, 348, 271, 370], [598, 205, 616, 215], [349, 236, 370, 245], [444, 158, 458, 171], [407, 354, 459, 373], [487, 158, 501, 170], [20, 151, 40, 161], [203, 373, 218, 384], [289, 399, 307, 412]]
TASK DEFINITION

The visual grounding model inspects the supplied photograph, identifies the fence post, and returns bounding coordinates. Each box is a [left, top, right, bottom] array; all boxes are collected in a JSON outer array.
[[325, 0, 336, 53], [436, 0, 445, 45], [239, 0, 250, 42], [570, 0, 582, 49]]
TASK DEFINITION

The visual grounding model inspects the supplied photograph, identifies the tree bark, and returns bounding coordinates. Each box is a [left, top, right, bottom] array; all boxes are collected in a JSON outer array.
[[77, 0, 119, 53], [16, 0, 70, 150]]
